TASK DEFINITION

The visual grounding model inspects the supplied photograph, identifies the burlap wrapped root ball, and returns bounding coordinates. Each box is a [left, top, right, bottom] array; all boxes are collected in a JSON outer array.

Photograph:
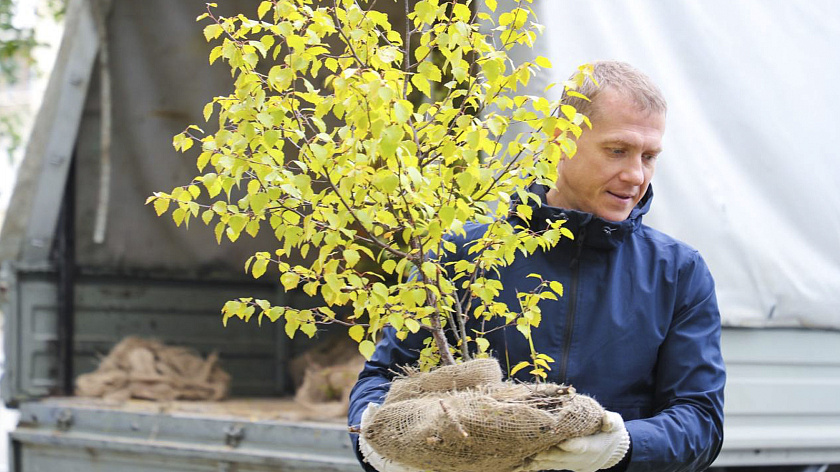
[[362, 358, 608, 472]]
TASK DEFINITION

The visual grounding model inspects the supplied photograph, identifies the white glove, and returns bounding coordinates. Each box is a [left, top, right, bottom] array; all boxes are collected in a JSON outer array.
[[515, 411, 630, 472], [358, 403, 424, 472]]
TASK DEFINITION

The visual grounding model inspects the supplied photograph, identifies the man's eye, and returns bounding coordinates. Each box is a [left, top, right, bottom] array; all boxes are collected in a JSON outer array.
[[643, 154, 658, 161], [609, 148, 625, 155]]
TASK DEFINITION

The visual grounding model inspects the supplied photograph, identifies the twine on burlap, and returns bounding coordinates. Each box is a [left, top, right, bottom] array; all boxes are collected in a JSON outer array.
[[76, 337, 230, 402], [362, 358, 606, 472]]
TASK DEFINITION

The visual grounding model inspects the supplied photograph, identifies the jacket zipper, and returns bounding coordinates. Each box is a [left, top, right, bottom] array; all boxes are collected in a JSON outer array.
[[560, 224, 587, 384], [560, 259, 580, 384]]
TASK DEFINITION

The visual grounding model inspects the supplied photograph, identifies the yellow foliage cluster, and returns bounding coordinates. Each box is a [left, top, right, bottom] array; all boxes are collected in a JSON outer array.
[[149, 0, 592, 373]]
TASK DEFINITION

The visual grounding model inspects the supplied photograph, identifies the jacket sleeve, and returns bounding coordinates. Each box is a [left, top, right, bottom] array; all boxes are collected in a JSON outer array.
[[347, 327, 430, 471], [624, 251, 726, 472]]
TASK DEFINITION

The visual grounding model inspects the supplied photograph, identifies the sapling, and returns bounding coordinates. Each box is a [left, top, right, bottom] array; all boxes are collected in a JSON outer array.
[[148, 0, 593, 378]]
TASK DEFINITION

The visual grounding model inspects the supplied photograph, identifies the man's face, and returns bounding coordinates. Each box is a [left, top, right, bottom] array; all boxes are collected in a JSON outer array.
[[548, 88, 666, 222]]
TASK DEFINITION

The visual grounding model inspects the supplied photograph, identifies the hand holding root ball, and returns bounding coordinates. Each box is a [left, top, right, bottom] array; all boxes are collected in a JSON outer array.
[[356, 359, 628, 472]]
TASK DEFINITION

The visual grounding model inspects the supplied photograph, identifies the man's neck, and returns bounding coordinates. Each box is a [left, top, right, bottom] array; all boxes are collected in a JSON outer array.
[[544, 186, 566, 209]]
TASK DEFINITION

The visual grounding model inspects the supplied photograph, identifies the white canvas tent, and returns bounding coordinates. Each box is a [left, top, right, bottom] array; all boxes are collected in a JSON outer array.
[[525, 0, 840, 331]]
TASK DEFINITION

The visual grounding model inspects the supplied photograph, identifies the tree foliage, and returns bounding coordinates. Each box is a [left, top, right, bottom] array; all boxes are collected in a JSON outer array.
[[0, 0, 64, 161], [149, 0, 592, 375]]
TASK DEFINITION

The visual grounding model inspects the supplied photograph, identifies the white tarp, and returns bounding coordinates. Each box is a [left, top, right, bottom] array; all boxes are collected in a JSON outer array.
[[529, 1, 840, 329]]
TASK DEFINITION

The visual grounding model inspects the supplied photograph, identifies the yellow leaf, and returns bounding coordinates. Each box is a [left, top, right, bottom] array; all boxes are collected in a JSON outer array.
[[349, 325, 365, 342], [535, 56, 552, 68], [359, 340, 376, 360], [343, 248, 361, 267], [410, 74, 431, 98], [549, 280, 563, 297], [209, 46, 222, 65], [394, 100, 413, 123], [153, 198, 170, 216], [536, 353, 555, 363], [203, 24, 223, 42], [377, 46, 398, 63], [388, 313, 404, 330], [281, 272, 300, 291], [414, 45, 430, 62], [252, 258, 268, 278], [257, 1, 272, 19], [560, 227, 574, 239], [300, 322, 317, 338], [510, 361, 530, 376], [247, 179, 261, 195], [566, 90, 590, 102]]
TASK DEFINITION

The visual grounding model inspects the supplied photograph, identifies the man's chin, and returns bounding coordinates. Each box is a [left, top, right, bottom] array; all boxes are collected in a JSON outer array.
[[595, 209, 631, 222]]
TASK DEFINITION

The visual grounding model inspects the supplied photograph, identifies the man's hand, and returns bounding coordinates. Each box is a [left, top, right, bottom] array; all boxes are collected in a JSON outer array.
[[358, 403, 424, 472], [514, 411, 630, 472]]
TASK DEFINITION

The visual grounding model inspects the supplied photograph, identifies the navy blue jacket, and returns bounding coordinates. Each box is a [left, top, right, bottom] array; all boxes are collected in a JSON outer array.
[[348, 185, 726, 472]]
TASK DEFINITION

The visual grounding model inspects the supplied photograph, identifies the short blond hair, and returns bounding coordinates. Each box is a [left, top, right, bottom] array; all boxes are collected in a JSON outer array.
[[562, 61, 667, 120]]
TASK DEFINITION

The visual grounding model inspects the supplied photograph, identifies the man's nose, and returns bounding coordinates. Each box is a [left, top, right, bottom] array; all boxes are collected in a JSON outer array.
[[620, 156, 646, 185]]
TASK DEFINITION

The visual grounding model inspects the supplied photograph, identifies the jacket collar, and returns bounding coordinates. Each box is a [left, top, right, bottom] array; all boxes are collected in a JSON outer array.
[[523, 184, 652, 250]]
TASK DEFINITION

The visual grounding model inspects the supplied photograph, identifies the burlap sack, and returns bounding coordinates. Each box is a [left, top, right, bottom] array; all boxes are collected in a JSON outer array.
[[362, 359, 606, 472], [76, 337, 230, 402]]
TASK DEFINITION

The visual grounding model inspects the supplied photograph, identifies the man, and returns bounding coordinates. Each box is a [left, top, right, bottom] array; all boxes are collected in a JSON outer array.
[[348, 61, 726, 472]]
